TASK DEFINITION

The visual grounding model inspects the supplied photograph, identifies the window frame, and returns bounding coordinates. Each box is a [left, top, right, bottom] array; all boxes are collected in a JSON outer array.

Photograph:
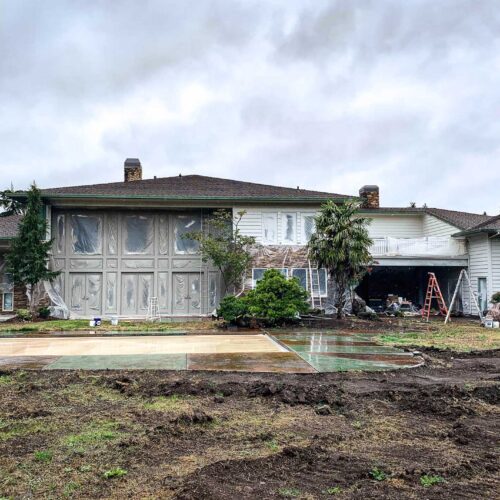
[[252, 268, 289, 288], [291, 267, 328, 297], [2, 292, 14, 312]]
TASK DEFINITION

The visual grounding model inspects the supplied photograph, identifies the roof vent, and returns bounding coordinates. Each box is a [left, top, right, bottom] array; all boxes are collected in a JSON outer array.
[[124, 158, 142, 182]]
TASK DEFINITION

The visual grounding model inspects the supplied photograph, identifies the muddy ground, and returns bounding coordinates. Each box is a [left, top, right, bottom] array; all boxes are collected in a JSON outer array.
[[0, 348, 498, 499]]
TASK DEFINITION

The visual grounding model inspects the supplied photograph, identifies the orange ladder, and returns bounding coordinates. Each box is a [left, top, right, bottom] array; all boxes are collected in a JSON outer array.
[[422, 272, 448, 321]]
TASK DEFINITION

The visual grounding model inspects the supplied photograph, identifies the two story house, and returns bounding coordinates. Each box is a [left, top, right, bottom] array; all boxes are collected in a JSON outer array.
[[1, 158, 498, 318]]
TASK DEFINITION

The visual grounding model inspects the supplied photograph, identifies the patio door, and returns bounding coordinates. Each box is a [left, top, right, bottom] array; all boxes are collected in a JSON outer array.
[[478, 277, 488, 312], [69, 273, 102, 316], [172, 272, 202, 315], [121, 273, 153, 316]]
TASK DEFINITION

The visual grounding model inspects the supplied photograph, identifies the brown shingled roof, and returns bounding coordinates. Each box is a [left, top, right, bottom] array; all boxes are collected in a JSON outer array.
[[40, 174, 351, 201], [0, 214, 22, 239]]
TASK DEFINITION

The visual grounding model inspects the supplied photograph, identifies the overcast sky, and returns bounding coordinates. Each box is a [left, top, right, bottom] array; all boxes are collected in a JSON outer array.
[[1, 0, 499, 214]]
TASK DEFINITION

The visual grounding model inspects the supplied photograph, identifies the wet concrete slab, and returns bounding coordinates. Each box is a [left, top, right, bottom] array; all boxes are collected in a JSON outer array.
[[187, 352, 315, 373], [43, 354, 187, 370], [0, 356, 60, 369]]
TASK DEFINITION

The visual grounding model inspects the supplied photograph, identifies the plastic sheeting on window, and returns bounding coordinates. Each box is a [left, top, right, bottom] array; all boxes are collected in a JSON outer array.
[[174, 215, 201, 254], [123, 275, 136, 314], [262, 213, 278, 244], [159, 215, 168, 254], [106, 273, 117, 312], [107, 215, 118, 255], [45, 275, 70, 319], [55, 214, 65, 254], [174, 273, 186, 308], [124, 215, 154, 254], [0, 258, 13, 293], [158, 272, 168, 309], [302, 215, 316, 243], [291, 268, 307, 290], [209, 272, 218, 309], [191, 275, 201, 310], [71, 214, 102, 254], [139, 274, 152, 311], [282, 213, 297, 244]]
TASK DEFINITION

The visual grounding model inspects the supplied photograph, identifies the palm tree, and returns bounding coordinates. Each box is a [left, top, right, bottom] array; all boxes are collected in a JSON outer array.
[[308, 200, 373, 318]]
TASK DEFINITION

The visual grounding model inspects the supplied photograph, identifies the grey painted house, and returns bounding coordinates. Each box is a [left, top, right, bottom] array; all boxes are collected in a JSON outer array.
[[1, 158, 499, 318]]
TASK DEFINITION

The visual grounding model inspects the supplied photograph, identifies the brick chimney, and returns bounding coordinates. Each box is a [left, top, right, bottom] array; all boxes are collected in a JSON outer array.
[[359, 185, 379, 209], [124, 158, 142, 182]]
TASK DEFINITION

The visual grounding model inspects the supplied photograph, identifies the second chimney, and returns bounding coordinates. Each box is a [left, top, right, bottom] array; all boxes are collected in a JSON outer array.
[[359, 185, 379, 209], [124, 158, 142, 182]]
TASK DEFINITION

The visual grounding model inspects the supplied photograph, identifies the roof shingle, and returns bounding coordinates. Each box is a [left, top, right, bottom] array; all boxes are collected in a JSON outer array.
[[0, 214, 22, 239]]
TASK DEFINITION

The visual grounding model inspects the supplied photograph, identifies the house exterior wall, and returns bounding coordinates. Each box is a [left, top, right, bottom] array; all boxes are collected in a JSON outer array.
[[50, 209, 221, 317], [366, 214, 423, 238], [491, 237, 500, 298], [422, 214, 460, 237], [465, 234, 491, 314]]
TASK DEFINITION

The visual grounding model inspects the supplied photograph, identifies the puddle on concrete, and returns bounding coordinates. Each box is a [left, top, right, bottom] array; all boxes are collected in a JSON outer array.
[[272, 331, 422, 372]]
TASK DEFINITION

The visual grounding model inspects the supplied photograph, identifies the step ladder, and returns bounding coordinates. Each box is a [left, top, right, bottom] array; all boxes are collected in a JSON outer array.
[[147, 297, 161, 322], [445, 269, 483, 323], [422, 273, 448, 321], [308, 260, 323, 310]]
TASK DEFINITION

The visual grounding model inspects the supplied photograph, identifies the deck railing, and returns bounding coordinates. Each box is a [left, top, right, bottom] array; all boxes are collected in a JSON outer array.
[[370, 237, 467, 257]]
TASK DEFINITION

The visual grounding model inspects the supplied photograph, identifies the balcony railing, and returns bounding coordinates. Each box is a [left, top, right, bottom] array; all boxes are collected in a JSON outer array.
[[370, 237, 467, 257]]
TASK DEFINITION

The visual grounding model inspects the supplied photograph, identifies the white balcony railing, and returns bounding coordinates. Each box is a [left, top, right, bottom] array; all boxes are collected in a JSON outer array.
[[370, 237, 467, 257]]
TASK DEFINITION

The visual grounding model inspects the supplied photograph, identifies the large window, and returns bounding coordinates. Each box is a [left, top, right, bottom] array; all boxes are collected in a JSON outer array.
[[2, 292, 13, 312], [71, 214, 102, 254], [282, 213, 297, 244], [252, 268, 288, 288], [301, 214, 316, 243], [292, 268, 327, 296], [124, 215, 154, 254], [174, 214, 201, 254], [262, 213, 278, 244]]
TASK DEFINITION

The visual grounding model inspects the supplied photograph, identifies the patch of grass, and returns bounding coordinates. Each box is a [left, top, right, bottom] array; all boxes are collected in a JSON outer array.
[[378, 323, 500, 352], [34, 450, 53, 463], [0, 374, 13, 385], [78, 464, 92, 473], [278, 487, 301, 498], [265, 439, 279, 451], [0, 418, 53, 442], [369, 467, 387, 481], [63, 481, 80, 497], [325, 486, 342, 495], [103, 467, 128, 479], [420, 474, 445, 487], [352, 420, 363, 429], [64, 421, 122, 449], [143, 394, 189, 412]]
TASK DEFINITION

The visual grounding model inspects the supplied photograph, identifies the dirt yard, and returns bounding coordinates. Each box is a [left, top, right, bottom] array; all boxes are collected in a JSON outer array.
[[0, 345, 498, 499]]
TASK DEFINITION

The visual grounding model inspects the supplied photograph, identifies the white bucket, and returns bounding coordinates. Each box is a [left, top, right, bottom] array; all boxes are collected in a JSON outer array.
[[484, 319, 493, 328], [89, 320, 96, 327], [493, 321, 500, 329], [111, 317, 119, 326]]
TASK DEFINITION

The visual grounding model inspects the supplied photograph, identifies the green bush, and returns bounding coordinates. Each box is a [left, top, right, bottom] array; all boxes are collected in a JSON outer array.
[[38, 306, 51, 319], [217, 269, 310, 326], [15, 308, 32, 321], [217, 295, 249, 324], [491, 292, 500, 304]]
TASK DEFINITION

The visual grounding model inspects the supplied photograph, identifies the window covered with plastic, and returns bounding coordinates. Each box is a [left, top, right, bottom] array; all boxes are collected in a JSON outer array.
[[292, 268, 327, 296], [302, 215, 316, 243], [107, 215, 118, 255], [282, 213, 297, 244], [291, 268, 307, 290], [55, 214, 65, 254], [174, 215, 201, 254], [71, 214, 102, 254], [209, 273, 218, 309], [262, 213, 278, 244], [159, 215, 168, 254], [124, 215, 154, 254]]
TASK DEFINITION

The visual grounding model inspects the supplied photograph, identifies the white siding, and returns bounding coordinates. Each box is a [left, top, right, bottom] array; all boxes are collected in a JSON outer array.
[[365, 214, 423, 238], [466, 234, 491, 314], [423, 214, 459, 237], [234, 206, 316, 245], [491, 238, 500, 296]]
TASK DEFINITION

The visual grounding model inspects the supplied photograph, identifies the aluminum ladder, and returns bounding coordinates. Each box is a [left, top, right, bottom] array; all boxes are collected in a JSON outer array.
[[147, 297, 161, 322], [308, 260, 323, 310]]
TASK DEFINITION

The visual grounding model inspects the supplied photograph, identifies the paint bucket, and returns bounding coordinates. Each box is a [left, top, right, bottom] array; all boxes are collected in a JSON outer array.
[[484, 319, 493, 328], [111, 317, 119, 326], [94, 317, 102, 326], [89, 319, 96, 327], [493, 321, 499, 329]]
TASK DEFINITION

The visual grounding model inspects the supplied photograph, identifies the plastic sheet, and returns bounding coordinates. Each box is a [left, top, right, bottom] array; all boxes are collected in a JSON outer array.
[[190, 275, 201, 310], [158, 272, 168, 309], [55, 214, 65, 254], [282, 213, 297, 244], [106, 273, 117, 311], [71, 214, 102, 254], [174, 215, 201, 254], [44, 276, 70, 319], [107, 215, 118, 255], [159, 215, 169, 254], [262, 213, 278, 244], [302, 215, 316, 242], [124, 215, 154, 254], [209, 273, 218, 309], [0, 257, 13, 293], [139, 274, 152, 310], [174, 273, 185, 307]]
